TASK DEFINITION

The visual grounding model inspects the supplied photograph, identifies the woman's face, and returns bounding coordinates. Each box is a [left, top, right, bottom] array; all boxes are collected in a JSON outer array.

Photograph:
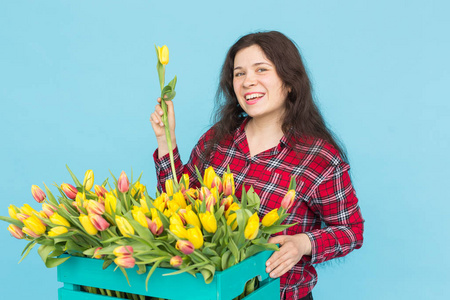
[[233, 45, 289, 123]]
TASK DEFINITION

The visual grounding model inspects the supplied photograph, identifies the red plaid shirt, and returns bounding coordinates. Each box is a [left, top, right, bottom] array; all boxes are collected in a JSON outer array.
[[154, 118, 364, 299]]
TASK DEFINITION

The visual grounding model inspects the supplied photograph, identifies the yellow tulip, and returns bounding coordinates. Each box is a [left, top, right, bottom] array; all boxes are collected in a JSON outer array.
[[79, 214, 98, 235], [163, 209, 172, 218], [199, 211, 217, 233], [170, 213, 184, 226], [131, 181, 145, 198], [180, 174, 189, 190], [132, 206, 148, 228], [48, 226, 68, 237], [203, 166, 217, 189], [225, 202, 240, 218], [261, 208, 280, 227], [165, 179, 174, 196], [172, 191, 187, 209], [23, 215, 46, 236], [226, 213, 238, 230], [169, 224, 187, 239], [187, 226, 204, 249], [158, 45, 169, 65], [83, 170, 94, 191], [140, 198, 149, 214], [185, 210, 201, 229], [104, 193, 117, 215], [244, 213, 259, 240], [50, 212, 71, 227], [167, 201, 180, 213], [20, 204, 38, 216], [8, 205, 20, 220], [116, 216, 135, 237]]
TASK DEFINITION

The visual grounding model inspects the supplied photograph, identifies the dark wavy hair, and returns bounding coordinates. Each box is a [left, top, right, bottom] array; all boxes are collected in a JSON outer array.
[[204, 31, 346, 163]]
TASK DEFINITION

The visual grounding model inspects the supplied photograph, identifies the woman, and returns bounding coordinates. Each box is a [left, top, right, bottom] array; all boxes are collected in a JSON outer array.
[[150, 31, 364, 300]]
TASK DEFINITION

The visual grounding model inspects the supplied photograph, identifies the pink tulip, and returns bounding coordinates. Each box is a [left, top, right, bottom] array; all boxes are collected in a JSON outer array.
[[114, 255, 135, 268], [176, 240, 195, 255], [22, 227, 41, 238], [205, 194, 216, 212], [61, 183, 78, 200], [93, 247, 103, 259], [170, 255, 183, 267], [42, 203, 57, 217], [148, 219, 164, 236], [211, 176, 223, 194], [94, 185, 108, 199], [89, 214, 110, 231], [113, 245, 133, 256], [86, 201, 105, 215], [8, 224, 25, 239], [199, 187, 211, 202], [16, 213, 30, 222], [281, 190, 296, 211], [31, 185, 46, 203], [118, 171, 129, 193]]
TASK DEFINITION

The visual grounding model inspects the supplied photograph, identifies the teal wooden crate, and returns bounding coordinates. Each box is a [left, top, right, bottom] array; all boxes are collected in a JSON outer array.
[[57, 251, 280, 300]]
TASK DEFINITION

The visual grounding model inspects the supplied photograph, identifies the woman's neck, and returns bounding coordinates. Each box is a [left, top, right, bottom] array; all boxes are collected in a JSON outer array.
[[245, 117, 284, 157]]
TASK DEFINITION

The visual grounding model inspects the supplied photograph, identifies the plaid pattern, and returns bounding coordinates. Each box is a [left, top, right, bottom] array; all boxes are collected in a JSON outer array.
[[154, 118, 364, 299]]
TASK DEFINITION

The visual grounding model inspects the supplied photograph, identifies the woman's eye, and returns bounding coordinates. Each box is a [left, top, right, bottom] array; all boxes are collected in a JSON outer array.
[[257, 68, 267, 72], [234, 72, 244, 77]]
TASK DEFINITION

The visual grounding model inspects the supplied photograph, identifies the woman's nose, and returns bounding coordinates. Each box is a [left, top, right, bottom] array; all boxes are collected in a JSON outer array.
[[243, 73, 256, 87]]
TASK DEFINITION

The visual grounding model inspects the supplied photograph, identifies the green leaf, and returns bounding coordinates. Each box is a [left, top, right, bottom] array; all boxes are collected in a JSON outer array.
[[168, 75, 177, 90], [0, 216, 23, 227], [45, 256, 71, 268], [66, 165, 82, 187], [199, 264, 215, 284], [137, 264, 147, 275], [227, 238, 239, 263], [221, 250, 231, 271], [38, 244, 55, 264], [119, 266, 131, 287], [145, 259, 162, 291], [288, 176, 297, 190], [260, 223, 298, 234], [43, 183, 59, 207], [194, 165, 205, 186], [102, 259, 113, 270], [19, 240, 37, 263]]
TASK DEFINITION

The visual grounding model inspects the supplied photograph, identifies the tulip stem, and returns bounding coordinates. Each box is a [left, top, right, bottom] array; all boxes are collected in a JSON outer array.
[[161, 96, 180, 192]]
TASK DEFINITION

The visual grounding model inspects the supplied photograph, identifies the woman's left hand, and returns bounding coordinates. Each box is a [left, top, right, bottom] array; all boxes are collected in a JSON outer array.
[[266, 233, 312, 278]]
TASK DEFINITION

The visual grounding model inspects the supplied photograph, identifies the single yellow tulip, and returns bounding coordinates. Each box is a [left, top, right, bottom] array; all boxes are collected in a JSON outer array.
[[187, 226, 204, 249], [23, 215, 46, 236], [20, 204, 38, 216], [225, 202, 240, 218], [132, 207, 148, 228], [185, 210, 201, 229], [165, 179, 174, 196], [158, 45, 169, 65], [48, 226, 68, 237], [244, 212, 259, 240], [170, 213, 184, 226], [203, 166, 217, 189], [199, 211, 217, 233], [8, 204, 20, 220], [79, 214, 98, 235], [261, 208, 280, 227], [116, 216, 134, 237], [180, 174, 189, 190], [172, 191, 187, 209], [104, 193, 117, 215], [131, 181, 145, 198], [50, 212, 71, 227], [140, 198, 149, 214], [83, 170, 94, 191], [169, 224, 187, 239], [226, 213, 238, 230]]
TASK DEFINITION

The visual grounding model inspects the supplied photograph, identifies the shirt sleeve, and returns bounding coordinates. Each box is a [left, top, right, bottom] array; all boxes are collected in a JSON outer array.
[[304, 162, 364, 264]]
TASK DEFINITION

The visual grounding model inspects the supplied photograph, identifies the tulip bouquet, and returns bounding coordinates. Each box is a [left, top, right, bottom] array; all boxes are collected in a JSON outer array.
[[1, 165, 296, 299]]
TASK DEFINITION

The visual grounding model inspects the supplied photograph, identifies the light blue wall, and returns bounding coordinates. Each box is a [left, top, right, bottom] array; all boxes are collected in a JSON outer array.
[[1, 1, 449, 299]]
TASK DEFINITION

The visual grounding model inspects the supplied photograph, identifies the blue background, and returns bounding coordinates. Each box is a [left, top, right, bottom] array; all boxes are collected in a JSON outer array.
[[1, 1, 449, 299]]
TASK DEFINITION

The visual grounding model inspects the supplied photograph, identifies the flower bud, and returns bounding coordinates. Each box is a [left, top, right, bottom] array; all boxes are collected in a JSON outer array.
[[223, 173, 235, 196], [170, 213, 184, 227], [61, 183, 78, 199], [199, 211, 217, 233], [104, 193, 117, 215], [157, 45, 169, 65], [94, 185, 108, 199], [170, 255, 183, 268], [187, 226, 204, 249], [203, 166, 217, 189], [199, 187, 211, 202], [48, 226, 68, 237], [220, 195, 233, 211], [118, 171, 129, 193], [225, 202, 240, 219], [22, 226, 41, 238], [169, 224, 188, 239], [148, 217, 164, 236], [86, 200, 105, 215], [185, 210, 201, 229], [281, 190, 296, 211], [261, 208, 280, 227], [165, 179, 175, 197], [23, 215, 46, 236], [211, 176, 223, 194], [226, 213, 238, 230], [115, 216, 134, 237], [205, 194, 216, 212], [50, 212, 71, 227], [93, 247, 103, 259], [180, 174, 189, 190], [113, 245, 134, 256], [31, 185, 46, 203], [131, 182, 145, 198], [8, 205, 20, 220], [244, 212, 259, 240], [20, 204, 38, 216], [89, 214, 110, 231], [131, 206, 148, 228], [16, 213, 30, 222], [176, 240, 195, 255], [183, 188, 198, 200], [114, 255, 135, 268], [8, 224, 25, 239], [83, 170, 94, 191], [42, 203, 57, 217], [172, 191, 187, 209], [140, 198, 150, 214], [79, 214, 98, 235]]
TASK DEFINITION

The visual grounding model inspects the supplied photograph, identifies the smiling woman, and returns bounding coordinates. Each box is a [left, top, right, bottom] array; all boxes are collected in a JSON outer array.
[[150, 31, 364, 300]]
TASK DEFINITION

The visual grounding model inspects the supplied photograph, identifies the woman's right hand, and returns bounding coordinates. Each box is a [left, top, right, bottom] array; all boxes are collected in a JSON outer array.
[[150, 97, 177, 158]]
